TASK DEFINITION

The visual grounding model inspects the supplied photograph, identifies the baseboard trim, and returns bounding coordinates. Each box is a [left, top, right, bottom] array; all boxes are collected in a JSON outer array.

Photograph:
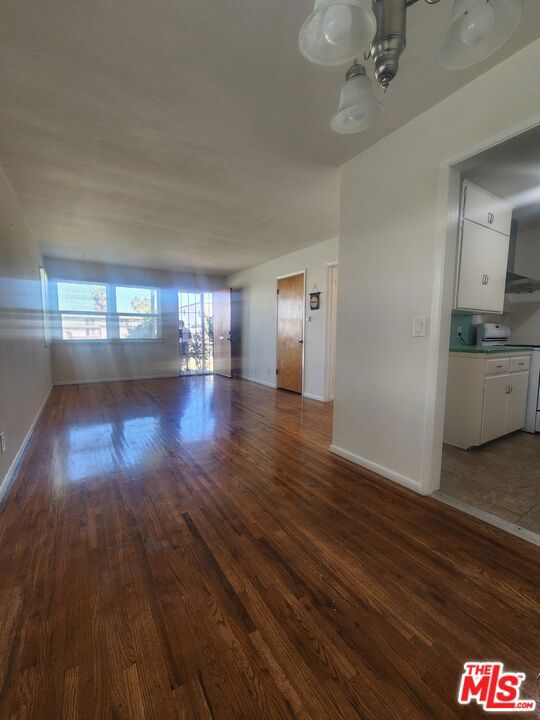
[[303, 392, 325, 402], [54, 372, 179, 386], [329, 444, 424, 495], [240, 376, 276, 389], [0, 385, 52, 506]]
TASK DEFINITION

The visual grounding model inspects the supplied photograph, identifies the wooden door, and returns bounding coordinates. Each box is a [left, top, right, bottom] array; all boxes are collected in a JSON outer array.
[[277, 273, 304, 393], [505, 371, 529, 434], [213, 288, 232, 377]]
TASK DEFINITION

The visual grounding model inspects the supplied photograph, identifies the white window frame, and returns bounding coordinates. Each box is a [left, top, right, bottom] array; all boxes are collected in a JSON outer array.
[[50, 278, 162, 343], [39, 266, 52, 346]]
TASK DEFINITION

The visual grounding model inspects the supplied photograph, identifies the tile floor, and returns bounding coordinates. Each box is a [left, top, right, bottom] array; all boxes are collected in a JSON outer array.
[[441, 431, 540, 534]]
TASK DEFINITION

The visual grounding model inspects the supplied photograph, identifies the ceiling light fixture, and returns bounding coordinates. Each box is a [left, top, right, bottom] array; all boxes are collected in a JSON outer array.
[[299, 0, 377, 66], [438, 0, 522, 70], [299, 0, 522, 133], [331, 61, 385, 133]]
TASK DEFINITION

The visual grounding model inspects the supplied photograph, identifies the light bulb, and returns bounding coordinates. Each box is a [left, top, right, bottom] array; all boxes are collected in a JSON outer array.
[[323, 4, 353, 46], [345, 104, 367, 124], [459, 1, 496, 47]]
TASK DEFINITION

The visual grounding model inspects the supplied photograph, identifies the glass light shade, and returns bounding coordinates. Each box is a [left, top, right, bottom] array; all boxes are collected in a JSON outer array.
[[331, 72, 384, 134], [438, 0, 522, 70], [299, 0, 377, 66]]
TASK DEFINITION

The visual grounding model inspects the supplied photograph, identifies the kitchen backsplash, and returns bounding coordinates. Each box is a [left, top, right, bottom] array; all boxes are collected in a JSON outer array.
[[450, 297, 540, 348], [450, 312, 476, 348]]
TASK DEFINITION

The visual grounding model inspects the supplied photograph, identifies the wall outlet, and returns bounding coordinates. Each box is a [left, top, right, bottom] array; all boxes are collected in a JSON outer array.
[[0, 432, 5, 454]]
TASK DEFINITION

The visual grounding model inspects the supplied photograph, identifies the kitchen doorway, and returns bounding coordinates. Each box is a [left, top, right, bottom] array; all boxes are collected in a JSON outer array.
[[178, 291, 214, 376], [437, 125, 540, 541]]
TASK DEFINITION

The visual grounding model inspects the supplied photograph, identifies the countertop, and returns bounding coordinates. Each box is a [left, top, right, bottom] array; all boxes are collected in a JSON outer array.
[[450, 346, 532, 354]]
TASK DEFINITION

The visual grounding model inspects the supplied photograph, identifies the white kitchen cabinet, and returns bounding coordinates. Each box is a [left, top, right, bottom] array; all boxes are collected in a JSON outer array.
[[481, 375, 509, 444], [505, 372, 530, 434], [456, 220, 510, 313], [455, 182, 512, 313], [444, 353, 531, 449], [462, 182, 513, 236]]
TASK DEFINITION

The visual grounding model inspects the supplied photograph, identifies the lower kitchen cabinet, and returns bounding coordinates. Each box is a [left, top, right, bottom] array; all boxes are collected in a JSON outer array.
[[504, 371, 529, 435], [481, 374, 509, 444], [444, 353, 531, 449]]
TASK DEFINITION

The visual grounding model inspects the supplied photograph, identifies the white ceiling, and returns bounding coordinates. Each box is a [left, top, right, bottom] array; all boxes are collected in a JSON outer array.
[[459, 123, 540, 231], [1, 1, 540, 273]]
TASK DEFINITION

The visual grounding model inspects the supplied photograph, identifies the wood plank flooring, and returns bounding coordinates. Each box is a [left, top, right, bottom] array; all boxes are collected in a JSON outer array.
[[0, 376, 538, 719]]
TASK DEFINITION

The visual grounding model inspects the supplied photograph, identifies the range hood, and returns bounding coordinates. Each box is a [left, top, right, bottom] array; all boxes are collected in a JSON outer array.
[[506, 271, 540, 294], [505, 219, 540, 294]]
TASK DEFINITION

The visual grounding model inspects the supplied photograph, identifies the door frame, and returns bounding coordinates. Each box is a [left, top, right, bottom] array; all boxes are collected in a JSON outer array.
[[425, 114, 540, 497], [275, 270, 306, 395], [324, 262, 339, 402]]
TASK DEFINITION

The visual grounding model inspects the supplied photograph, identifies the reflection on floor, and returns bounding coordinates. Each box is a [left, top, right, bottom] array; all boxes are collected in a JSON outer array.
[[441, 432, 540, 533]]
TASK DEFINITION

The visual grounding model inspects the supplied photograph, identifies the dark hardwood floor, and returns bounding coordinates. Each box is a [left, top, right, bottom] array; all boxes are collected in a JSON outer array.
[[0, 376, 538, 719]]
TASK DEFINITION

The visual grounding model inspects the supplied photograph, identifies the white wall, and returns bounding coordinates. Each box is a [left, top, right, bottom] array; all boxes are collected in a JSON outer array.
[[514, 227, 540, 277], [226, 237, 339, 400], [506, 227, 540, 344], [47, 258, 224, 384], [0, 166, 51, 492], [332, 40, 540, 495]]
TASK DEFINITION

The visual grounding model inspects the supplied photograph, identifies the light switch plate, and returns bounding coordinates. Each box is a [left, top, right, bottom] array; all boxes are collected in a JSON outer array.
[[413, 316, 428, 337]]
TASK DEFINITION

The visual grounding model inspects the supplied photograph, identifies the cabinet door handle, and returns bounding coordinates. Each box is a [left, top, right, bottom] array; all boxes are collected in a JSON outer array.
[[488, 212, 495, 225]]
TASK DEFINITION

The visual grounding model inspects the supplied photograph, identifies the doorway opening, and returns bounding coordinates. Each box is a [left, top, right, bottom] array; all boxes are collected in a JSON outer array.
[[326, 264, 339, 401], [438, 124, 540, 540], [178, 291, 214, 376]]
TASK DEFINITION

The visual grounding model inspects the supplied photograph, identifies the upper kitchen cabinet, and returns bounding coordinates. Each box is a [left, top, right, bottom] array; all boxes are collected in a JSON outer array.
[[455, 181, 512, 313], [456, 220, 509, 312], [462, 182, 513, 236]]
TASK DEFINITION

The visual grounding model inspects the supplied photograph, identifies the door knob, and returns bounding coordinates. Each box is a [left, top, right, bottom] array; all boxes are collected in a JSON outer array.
[[296, 338, 304, 344], [218, 335, 224, 340]]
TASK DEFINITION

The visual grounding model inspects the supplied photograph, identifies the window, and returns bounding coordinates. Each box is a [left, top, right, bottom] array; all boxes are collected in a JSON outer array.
[[57, 281, 108, 340], [51, 280, 160, 341], [116, 286, 159, 340]]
